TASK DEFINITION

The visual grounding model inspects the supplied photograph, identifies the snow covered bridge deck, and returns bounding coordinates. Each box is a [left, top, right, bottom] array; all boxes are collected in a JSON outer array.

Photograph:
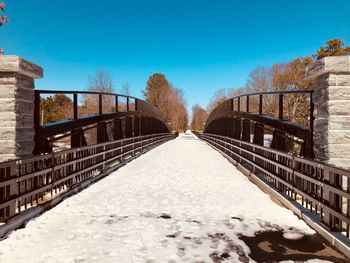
[[0, 132, 347, 262]]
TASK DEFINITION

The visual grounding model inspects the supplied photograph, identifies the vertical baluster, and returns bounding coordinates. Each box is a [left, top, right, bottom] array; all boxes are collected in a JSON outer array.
[[259, 94, 263, 115], [309, 91, 314, 158], [99, 94, 103, 115], [246, 96, 249, 112], [279, 93, 283, 120], [73, 93, 78, 120]]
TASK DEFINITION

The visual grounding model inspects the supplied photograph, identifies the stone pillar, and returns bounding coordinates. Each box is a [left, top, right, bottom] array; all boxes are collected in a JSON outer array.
[[0, 56, 43, 162], [306, 56, 350, 169]]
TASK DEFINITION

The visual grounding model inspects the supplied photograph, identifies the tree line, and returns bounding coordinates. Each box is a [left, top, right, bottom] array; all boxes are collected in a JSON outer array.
[[191, 38, 350, 131]]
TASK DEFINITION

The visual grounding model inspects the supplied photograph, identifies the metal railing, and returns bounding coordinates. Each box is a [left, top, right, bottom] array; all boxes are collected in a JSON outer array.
[[205, 89, 314, 158], [34, 90, 165, 122], [33, 90, 170, 154], [198, 132, 350, 240], [0, 133, 176, 222], [206, 89, 314, 126]]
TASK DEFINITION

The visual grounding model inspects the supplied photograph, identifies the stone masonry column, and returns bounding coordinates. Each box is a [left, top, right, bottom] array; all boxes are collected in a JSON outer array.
[[306, 56, 350, 169], [306, 56, 350, 229], [0, 56, 43, 162]]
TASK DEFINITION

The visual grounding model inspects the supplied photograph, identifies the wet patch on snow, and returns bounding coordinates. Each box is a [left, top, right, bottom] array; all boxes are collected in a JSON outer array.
[[241, 231, 348, 263]]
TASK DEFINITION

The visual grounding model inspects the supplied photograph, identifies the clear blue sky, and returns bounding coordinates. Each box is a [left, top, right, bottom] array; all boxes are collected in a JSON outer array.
[[1, 0, 349, 111]]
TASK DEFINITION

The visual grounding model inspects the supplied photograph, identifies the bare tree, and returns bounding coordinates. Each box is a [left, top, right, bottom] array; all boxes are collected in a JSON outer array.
[[120, 82, 131, 96], [81, 71, 115, 116], [88, 71, 114, 93], [207, 89, 228, 113]]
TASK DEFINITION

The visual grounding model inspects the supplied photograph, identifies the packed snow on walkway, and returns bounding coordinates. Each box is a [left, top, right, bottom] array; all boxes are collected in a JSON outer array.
[[0, 132, 318, 262]]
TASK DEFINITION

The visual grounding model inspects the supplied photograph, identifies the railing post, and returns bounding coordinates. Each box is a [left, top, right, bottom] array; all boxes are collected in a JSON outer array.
[[125, 116, 132, 138], [113, 118, 122, 140], [126, 97, 130, 112], [115, 95, 119, 112], [237, 97, 241, 112], [34, 91, 41, 127]]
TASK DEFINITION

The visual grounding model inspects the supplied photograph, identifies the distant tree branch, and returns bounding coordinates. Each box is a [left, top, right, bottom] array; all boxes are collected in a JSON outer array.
[[0, 1, 8, 55]]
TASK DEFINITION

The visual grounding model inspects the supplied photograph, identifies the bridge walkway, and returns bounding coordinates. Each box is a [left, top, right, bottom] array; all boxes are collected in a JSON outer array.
[[0, 132, 347, 262]]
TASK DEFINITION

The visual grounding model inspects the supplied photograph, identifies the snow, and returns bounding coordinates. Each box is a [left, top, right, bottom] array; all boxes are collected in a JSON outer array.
[[0, 131, 318, 262]]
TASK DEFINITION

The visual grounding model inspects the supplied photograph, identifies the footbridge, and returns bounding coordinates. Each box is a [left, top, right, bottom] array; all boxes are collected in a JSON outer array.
[[0, 55, 350, 262]]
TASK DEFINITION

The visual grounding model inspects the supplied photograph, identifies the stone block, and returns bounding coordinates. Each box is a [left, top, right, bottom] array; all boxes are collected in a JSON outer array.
[[328, 100, 350, 115], [307, 56, 350, 79], [328, 86, 350, 100], [327, 158, 350, 170], [0, 85, 16, 97], [15, 87, 34, 101], [329, 116, 350, 130], [15, 100, 34, 115], [336, 74, 350, 86], [0, 154, 16, 163], [0, 139, 34, 156], [313, 74, 337, 87], [0, 113, 33, 128], [0, 98, 15, 112], [0, 140, 16, 153], [0, 73, 16, 85], [0, 56, 43, 79], [313, 131, 328, 145], [328, 130, 350, 144], [0, 112, 16, 122], [328, 144, 350, 159], [0, 128, 16, 140], [313, 117, 328, 131], [17, 114, 34, 128], [16, 74, 34, 88], [15, 140, 34, 156], [16, 128, 35, 141], [312, 87, 329, 105], [313, 144, 329, 161]]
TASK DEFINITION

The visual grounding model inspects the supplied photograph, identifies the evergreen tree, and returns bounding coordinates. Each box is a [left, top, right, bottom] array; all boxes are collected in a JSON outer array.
[[41, 95, 73, 125], [143, 73, 171, 106], [315, 38, 350, 60]]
